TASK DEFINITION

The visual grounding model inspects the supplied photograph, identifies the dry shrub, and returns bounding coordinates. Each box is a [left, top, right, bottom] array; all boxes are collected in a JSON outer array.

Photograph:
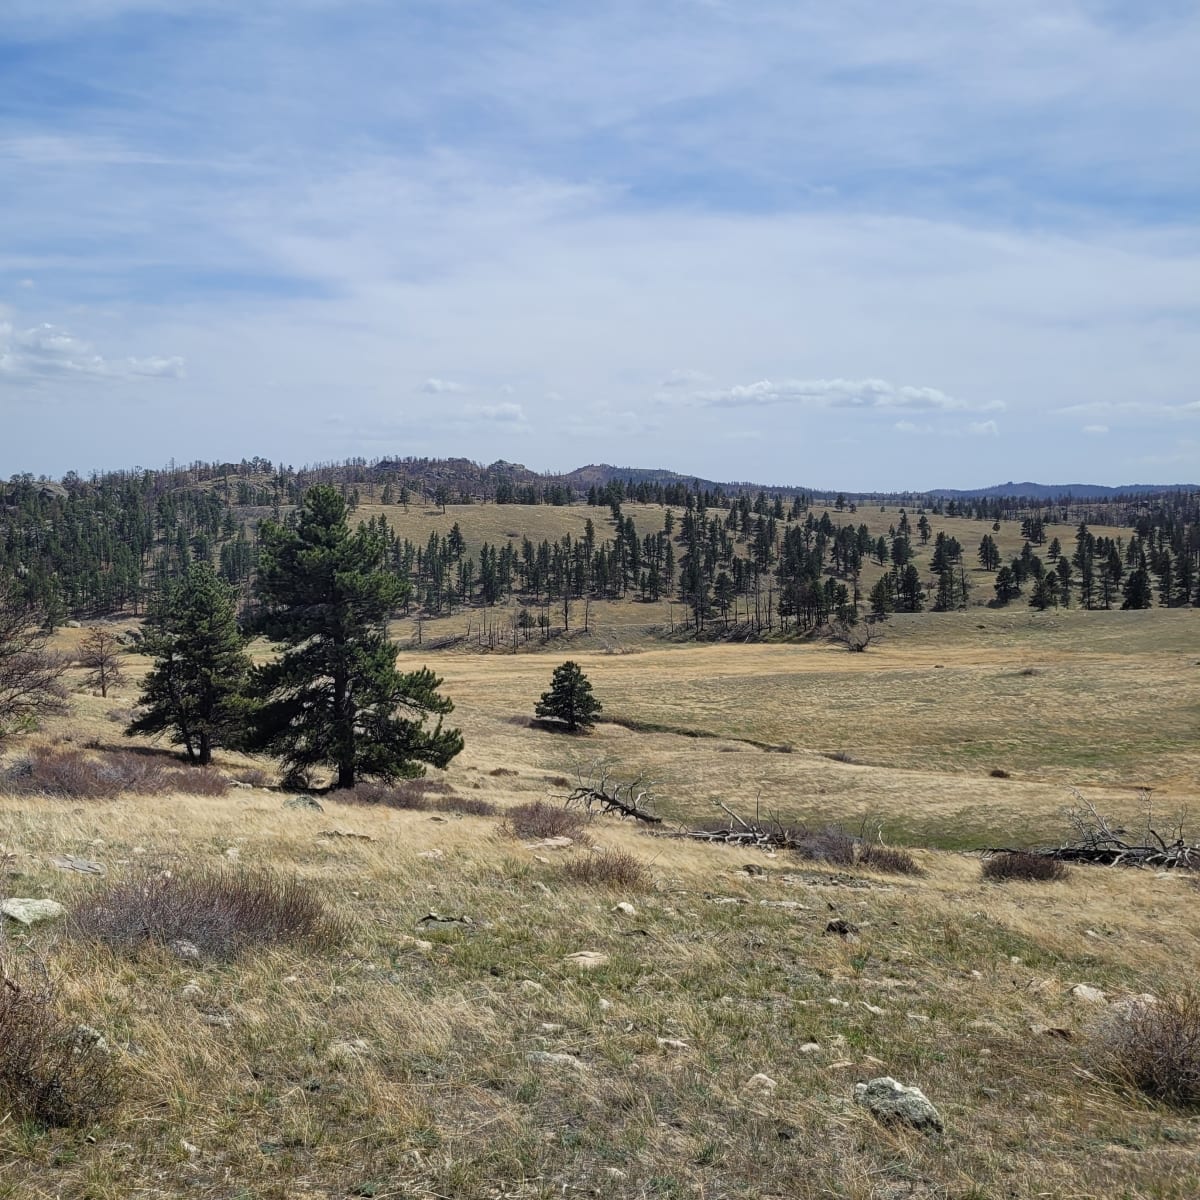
[[561, 849, 652, 890], [489, 767, 519, 777], [982, 851, 1069, 883], [440, 795, 497, 817], [342, 778, 455, 810], [2, 746, 227, 798], [505, 800, 589, 841], [797, 825, 859, 866], [70, 868, 341, 960], [234, 766, 273, 787], [990, 768, 1012, 779], [1093, 992, 1200, 1108], [858, 843, 922, 875], [0, 960, 122, 1126]]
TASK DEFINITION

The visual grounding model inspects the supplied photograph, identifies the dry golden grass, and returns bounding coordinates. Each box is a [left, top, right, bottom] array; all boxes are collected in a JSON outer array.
[[1, 599, 1194, 1196]]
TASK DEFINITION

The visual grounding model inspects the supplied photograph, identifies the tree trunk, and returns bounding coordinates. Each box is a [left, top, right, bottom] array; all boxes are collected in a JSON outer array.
[[337, 762, 355, 789], [198, 731, 211, 766]]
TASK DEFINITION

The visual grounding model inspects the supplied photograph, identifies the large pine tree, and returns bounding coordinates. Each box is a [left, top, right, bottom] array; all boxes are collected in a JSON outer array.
[[249, 485, 462, 788], [126, 563, 250, 765]]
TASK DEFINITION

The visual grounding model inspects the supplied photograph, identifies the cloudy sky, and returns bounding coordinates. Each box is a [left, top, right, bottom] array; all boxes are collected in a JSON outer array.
[[2, 1, 1198, 490]]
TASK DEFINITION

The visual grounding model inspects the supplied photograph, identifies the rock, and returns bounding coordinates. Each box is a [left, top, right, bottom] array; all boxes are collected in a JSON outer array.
[[538, 1022, 565, 1033], [49, 856, 106, 875], [1071, 984, 1107, 1005], [742, 1072, 778, 1094], [72, 1024, 110, 1054], [564, 950, 608, 970], [825, 918, 860, 938], [1109, 993, 1157, 1019], [854, 1076, 944, 1133], [526, 1050, 583, 1070], [798, 1042, 821, 1054], [598, 998, 613, 1012], [656, 1037, 689, 1051], [742, 863, 765, 876], [201, 1013, 233, 1029], [1030, 1023, 1073, 1039], [224, 847, 240, 861], [326, 1038, 371, 1064], [180, 981, 204, 1002], [906, 1012, 930, 1024], [826, 997, 850, 1008], [520, 980, 545, 995], [171, 939, 201, 961], [1, 898, 66, 925], [612, 902, 637, 916], [283, 795, 323, 812], [860, 1002, 886, 1016], [417, 849, 444, 860], [65, 620, 81, 629]]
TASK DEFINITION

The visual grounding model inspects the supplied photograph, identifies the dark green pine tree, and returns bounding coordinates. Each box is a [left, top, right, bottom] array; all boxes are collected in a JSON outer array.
[[535, 661, 602, 732], [1121, 560, 1154, 610], [249, 484, 462, 789], [126, 562, 251, 765]]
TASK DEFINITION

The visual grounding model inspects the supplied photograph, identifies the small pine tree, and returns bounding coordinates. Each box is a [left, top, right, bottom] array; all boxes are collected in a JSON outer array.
[[126, 563, 251, 765], [535, 661, 602, 732]]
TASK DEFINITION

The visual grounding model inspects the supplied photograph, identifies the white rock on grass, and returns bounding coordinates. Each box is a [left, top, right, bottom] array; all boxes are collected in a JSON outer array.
[[854, 1076, 944, 1133], [1, 898, 66, 925], [798, 1042, 821, 1054], [171, 939, 202, 961], [612, 902, 637, 916], [1071, 984, 1107, 1005], [527, 1050, 584, 1070], [564, 950, 608, 969], [742, 1072, 778, 1095]]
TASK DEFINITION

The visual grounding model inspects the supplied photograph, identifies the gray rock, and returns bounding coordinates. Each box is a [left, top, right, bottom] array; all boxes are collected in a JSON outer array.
[[71, 1024, 110, 1054], [284, 795, 323, 812], [171, 939, 201, 961], [1, 898, 66, 925], [854, 1076, 944, 1133], [526, 1050, 584, 1070]]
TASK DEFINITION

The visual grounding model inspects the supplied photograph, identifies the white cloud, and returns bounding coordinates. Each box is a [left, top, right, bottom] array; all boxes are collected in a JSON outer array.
[[420, 377, 466, 394], [661, 367, 709, 388], [690, 377, 989, 412], [471, 402, 526, 423], [1083, 423, 1109, 435], [894, 420, 935, 435], [0, 320, 183, 384], [967, 420, 999, 437]]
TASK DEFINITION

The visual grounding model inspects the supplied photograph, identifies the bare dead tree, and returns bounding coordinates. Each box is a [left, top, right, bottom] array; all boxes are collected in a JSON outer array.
[[825, 619, 883, 652], [78, 626, 126, 698], [563, 763, 662, 824], [0, 584, 69, 737]]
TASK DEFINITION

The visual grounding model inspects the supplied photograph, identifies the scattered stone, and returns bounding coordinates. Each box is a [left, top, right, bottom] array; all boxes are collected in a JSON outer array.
[[826, 997, 850, 1008], [598, 998, 613, 1012], [967, 1018, 1006, 1035], [1109, 993, 1157, 1019], [520, 979, 545, 994], [742, 1072, 778, 1094], [180, 1140, 200, 1157], [49, 856, 106, 875], [612, 902, 637, 916], [798, 1042, 821, 1054], [1, 898, 66, 925], [854, 1076, 944, 1133], [743, 863, 765, 877], [1071, 984, 1107, 1005], [825, 918, 860, 938], [327, 1038, 371, 1064], [201, 1013, 233, 1029], [526, 1050, 583, 1070], [1030, 1024, 1073, 1040], [564, 950, 608, 970], [656, 1037, 689, 1051], [417, 849, 444, 859], [538, 1022, 565, 1033], [72, 1024, 110, 1054], [224, 847, 240, 861], [417, 911, 473, 929], [283, 795, 323, 812], [861, 1003, 886, 1016], [906, 1012, 930, 1024], [171, 939, 201, 961], [180, 981, 204, 1002]]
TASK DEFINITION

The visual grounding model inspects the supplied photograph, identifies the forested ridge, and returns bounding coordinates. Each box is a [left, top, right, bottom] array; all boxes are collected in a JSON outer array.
[[2, 457, 1197, 632]]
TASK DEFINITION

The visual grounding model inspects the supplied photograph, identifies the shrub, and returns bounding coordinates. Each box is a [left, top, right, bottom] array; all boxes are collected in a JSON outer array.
[[1, 746, 228, 799], [561, 849, 652, 890], [1093, 991, 1200, 1107], [69, 868, 341, 960], [982, 851, 1068, 882], [0, 959, 122, 1126], [505, 801, 589, 841], [990, 768, 1012, 779], [439, 795, 497, 817], [858, 843, 922, 875], [234, 767, 273, 787]]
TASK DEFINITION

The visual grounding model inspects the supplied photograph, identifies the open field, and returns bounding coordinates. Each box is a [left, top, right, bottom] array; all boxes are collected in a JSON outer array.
[[1, 608, 1197, 1197]]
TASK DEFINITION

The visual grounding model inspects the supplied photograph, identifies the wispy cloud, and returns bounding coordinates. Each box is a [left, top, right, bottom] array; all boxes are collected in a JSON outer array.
[[420, 377, 466, 395], [0, 320, 183, 385], [686, 377, 995, 413]]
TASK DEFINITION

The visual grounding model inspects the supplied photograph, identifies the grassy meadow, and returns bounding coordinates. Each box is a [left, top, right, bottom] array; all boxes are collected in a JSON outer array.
[[1, 506, 1198, 1198]]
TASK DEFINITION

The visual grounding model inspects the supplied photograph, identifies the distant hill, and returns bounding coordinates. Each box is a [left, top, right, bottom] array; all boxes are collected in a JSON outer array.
[[927, 481, 1198, 501]]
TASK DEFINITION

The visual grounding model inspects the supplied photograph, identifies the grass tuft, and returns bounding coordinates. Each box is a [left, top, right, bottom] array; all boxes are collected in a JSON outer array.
[[982, 851, 1069, 882], [505, 800, 589, 841], [1093, 991, 1200, 1108], [560, 848, 652, 890], [69, 867, 343, 960], [0, 958, 122, 1126]]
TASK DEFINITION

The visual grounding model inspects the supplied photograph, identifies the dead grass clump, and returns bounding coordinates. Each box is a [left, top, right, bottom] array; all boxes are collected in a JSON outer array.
[[233, 766, 273, 787], [505, 801, 589, 841], [341, 778, 456, 809], [2, 746, 228, 798], [797, 826, 858, 866], [824, 750, 861, 765], [69, 868, 341, 960], [0, 960, 122, 1126], [1093, 991, 1200, 1108], [438, 795, 498, 817], [560, 849, 652, 890], [488, 767, 519, 777], [982, 851, 1069, 883]]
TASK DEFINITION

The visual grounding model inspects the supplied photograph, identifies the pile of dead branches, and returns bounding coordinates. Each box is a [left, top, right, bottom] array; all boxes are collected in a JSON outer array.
[[677, 802, 808, 849], [980, 792, 1200, 870]]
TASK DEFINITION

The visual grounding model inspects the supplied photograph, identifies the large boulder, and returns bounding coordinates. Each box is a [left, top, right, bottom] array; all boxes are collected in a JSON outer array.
[[1, 898, 67, 926]]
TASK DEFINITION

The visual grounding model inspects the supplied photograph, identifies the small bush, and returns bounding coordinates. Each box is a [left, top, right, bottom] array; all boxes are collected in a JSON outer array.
[[1093, 991, 1200, 1107], [489, 767, 519, 777], [990, 768, 1012, 779], [70, 868, 341, 960], [234, 767, 273, 787], [342, 778, 456, 810], [506, 801, 589, 841], [561, 849, 652, 890], [858, 843, 923, 875], [0, 960, 122, 1126], [1, 746, 227, 799], [982, 851, 1069, 882]]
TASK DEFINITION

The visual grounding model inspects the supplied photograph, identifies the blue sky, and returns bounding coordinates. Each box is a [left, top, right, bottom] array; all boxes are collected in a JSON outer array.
[[2, 0, 1197, 489]]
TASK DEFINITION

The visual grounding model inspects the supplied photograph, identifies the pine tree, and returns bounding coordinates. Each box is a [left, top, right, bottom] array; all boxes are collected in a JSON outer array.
[[248, 485, 462, 788], [79, 626, 126, 698], [126, 563, 250, 765], [535, 661, 602, 732], [1121, 561, 1154, 610]]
